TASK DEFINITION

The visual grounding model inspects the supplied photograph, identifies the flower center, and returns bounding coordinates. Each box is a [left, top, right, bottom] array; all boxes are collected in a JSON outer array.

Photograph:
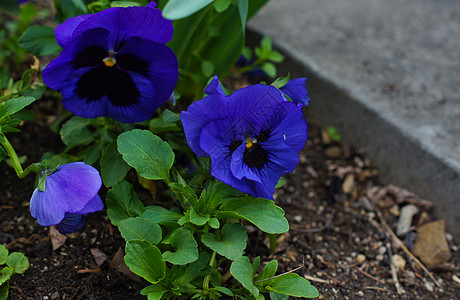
[[103, 52, 117, 67], [245, 137, 257, 148]]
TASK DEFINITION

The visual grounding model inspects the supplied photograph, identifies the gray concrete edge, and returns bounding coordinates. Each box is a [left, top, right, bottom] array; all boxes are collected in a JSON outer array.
[[246, 29, 460, 240]]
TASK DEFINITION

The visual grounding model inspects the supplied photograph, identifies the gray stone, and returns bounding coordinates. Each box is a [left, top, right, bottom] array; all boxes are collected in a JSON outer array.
[[396, 204, 419, 237], [249, 0, 460, 239]]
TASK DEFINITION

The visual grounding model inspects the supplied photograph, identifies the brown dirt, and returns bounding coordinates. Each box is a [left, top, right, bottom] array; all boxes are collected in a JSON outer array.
[[1, 97, 459, 299]]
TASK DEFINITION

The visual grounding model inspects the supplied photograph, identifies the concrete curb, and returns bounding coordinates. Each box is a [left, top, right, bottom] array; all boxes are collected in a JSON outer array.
[[246, 29, 460, 239]]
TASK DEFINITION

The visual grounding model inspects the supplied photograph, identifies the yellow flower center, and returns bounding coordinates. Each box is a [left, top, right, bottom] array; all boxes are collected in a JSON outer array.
[[103, 53, 117, 67], [246, 137, 257, 148]]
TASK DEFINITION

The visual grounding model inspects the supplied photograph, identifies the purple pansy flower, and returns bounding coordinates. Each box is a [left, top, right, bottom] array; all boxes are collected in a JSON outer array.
[[181, 76, 308, 199], [42, 2, 178, 123], [30, 162, 103, 234], [17, 0, 30, 4], [279, 78, 311, 106]]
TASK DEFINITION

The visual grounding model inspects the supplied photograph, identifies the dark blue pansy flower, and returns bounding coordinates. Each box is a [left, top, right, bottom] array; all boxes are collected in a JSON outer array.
[[42, 2, 178, 123], [181, 76, 308, 199], [17, 0, 30, 3], [30, 162, 103, 234], [279, 78, 311, 106]]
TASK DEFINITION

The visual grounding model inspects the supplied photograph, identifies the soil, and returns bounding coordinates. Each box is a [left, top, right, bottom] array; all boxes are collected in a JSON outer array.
[[1, 94, 459, 300]]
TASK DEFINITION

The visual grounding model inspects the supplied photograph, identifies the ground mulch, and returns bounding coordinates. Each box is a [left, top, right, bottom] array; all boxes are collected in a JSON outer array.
[[1, 95, 459, 299]]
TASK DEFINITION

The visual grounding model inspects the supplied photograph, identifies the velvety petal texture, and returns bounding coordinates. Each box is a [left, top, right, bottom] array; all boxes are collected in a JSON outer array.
[[30, 162, 103, 234], [279, 78, 311, 106], [43, 2, 178, 123], [181, 77, 308, 199]]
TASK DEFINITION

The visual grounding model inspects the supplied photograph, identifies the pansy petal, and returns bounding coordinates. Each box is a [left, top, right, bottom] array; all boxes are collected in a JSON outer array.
[[226, 84, 286, 134], [30, 188, 67, 226], [43, 28, 109, 91], [181, 94, 230, 156], [279, 78, 311, 106], [269, 103, 308, 152], [73, 5, 173, 47], [74, 195, 104, 214], [55, 14, 92, 47], [56, 213, 86, 234], [230, 144, 263, 183], [204, 75, 226, 96], [116, 36, 178, 105]]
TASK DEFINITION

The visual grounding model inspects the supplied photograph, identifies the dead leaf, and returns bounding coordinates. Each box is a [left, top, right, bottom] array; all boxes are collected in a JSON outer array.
[[49, 226, 66, 251], [110, 247, 141, 282], [91, 248, 109, 267]]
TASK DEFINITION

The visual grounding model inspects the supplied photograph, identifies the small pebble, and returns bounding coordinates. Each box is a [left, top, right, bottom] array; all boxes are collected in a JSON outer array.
[[392, 254, 406, 270], [356, 254, 366, 264], [293, 215, 302, 222], [357, 291, 364, 297], [377, 246, 386, 255], [424, 280, 434, 292], [376, 254, 384, 261], [50, 292, 60, 300], [445, 232, 453, 241]]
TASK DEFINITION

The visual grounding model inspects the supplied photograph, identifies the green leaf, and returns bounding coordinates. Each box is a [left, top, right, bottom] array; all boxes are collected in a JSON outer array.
[[19, 26, 61, 56], [169, 182, 198, 209], [0, 96, 35, 118], [175, 252, 209, 286], [201, 60, 214, 77], [141, 206, 182, 224], [208, 217, 220, 229], [217, 197, 289, 234], [0, 267, 13, 286], [149, 117, 181, 134], [163, 228, 198, 265], [117, 129, 174, 182], [252, 256, 261, 275], [202, 223, 247, 260], [163, 0, 215, 20], [161, 109, 180, 123], [111, 1, 143, 7], [261, 36, 272, 53], [100, 141, 130, 187], [81, 141, 105, 165], [0, 146, 6, 162], [255, 260, 278, 284], [0, 281, 9, 300], [61, 0, 88, 18], [275, 177, 286, 189], [18, 3, 38, 32], [140, 284, 167, 299], [189, 208, 209, 226], [269, 292, 289, 300], [268, 51, 284, 63], [271, 74, 290, 89], [213, 0, 231, 12], [327, 126, 341, 142], [261, 62, 277, 78], [265, 273, 318, 298], [237, 0, 248, 33], [0, 0, 19, 15], [59, 116, 93, 150], [119, 217, 162, 245], [0, 246, 7, 265], [106, 181, 144, 225], [230, 256, 259, 297], [125, 240, 165, 284], [6, 252, 29, 274]]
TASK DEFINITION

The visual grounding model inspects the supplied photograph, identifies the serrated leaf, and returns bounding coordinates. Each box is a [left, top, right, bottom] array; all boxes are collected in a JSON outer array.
[[0, 267, 13, 286], [0, 246, 7, 265], [0, 96, 35, 118], [141, 206, 182, 224], [230, 256, 259, 297], [106, 181, 144, 225], [117, 129, 174, 182], [202, 223, 247, 260], [163, 0, 215, 20], [217, 197, 289, 234], [6, 252, 29, 274], [265, 273, 319, 298], [119, 217, 162, 245], [163, 228, 198, 265], [125, 240, 165, 284], [19, 26, 61, 56], [100, 141, 130, 187]]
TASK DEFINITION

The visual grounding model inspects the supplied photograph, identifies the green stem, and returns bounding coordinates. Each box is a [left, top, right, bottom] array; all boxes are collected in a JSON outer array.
[[268, 234, 278, 253], [0, 133, 40, 179], [203, 251, 217, 291]]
